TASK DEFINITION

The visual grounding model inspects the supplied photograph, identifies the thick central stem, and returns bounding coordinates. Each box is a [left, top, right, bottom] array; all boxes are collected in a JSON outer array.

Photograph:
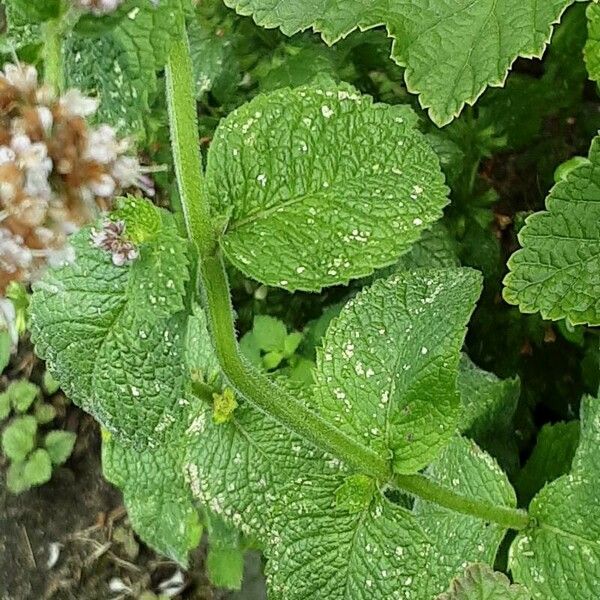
[[165, 18, 530, 533]]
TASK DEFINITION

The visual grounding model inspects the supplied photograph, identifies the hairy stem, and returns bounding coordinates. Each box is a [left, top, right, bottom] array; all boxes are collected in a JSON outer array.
[[200, 254, 392, 480], [165, 31, 214, 257], [395, 473, 530, 530], [166, 18, 530, 533]]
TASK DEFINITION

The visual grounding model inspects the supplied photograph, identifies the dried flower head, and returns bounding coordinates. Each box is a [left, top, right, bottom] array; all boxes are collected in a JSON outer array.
[[0, 62, 153, 291], [91, 219, 139, 266]]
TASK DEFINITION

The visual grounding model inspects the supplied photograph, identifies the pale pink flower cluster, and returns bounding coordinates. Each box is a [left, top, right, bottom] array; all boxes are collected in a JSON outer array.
[[72, 0, 160, 15], [73, 0, 125, 15], [90, 220, 139, 266], [0, 62, 153, 290]]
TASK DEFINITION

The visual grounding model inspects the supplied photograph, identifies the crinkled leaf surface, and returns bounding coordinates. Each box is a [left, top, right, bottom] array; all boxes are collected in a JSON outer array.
[[313, 268, 482, 474], [102, 301, 223, 566], [30, 204, 190, 447], [102, 424, 202, 566], [184, 388, 444, 600], [414, 436, 518, 596], [64, 0, 179, 138], [438, 563, 530, 600], [267, 485, 436, 600], [504, 135, 600, 326], [457, 354, 520, 439], [509, 396, 600, 599], [205, 84, 448, 291], [456, 355, 520, 473], [223, 0, 574, 125], [585, 3, 600, 84], [395, 223, 459, 272]]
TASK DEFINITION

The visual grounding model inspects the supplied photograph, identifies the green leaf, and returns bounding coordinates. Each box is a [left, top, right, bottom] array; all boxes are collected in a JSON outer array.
[[414, 437, 518, 596], [395, 223, 460, 272], [437, 563, 530, 600], [30, 209, 190, 447], [313, 268, 482, 474], [262, 350, 283, 370], [283, 332, 303, 358], [516, 421, 580, 505], [187, 17, 241, 102], [2, 415, 37, 462], [64, 1, 180, 139], [102, 426, 202, 566], [213, 388, 239, 424], [239, 331, 262, 367], [0, 10, 42, 54], [186, 305, 224, 389], [8, 380, 39, 413], [101, 304, 218, 566], [42, 371, 60, 395], [334, 473, 376, 513], [206, 83, 448, 291], [34, 403, 57, 425], [457, 355, 521, 472], [252, 315, 287, 352], [207, 546, 245, 590], [44, 431, 77, 465], [0, 393, 10, 421], [6, 461, 30, 494], [4, 0, 60, 24], [266, 485, 437, 599], [22, 449, 52, 487], [510, 395, 600, 599], [503, 135, 600, 326], [223, 0, 574, 126], [457, 355, 520, 440], [585, 3, 600, 84], [0, 329, 11, 374]]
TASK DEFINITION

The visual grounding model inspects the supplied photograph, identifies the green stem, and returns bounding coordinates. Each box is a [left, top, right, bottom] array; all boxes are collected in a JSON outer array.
[[165, 32, 214, 257], [395, 473, 530, 530], [200, 253, 391, 481], [43, 19, 64, 93], [166, 17, 530, 533]]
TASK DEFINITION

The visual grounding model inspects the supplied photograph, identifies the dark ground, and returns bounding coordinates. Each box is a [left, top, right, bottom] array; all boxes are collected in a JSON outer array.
[[0, 409, 265, 600]]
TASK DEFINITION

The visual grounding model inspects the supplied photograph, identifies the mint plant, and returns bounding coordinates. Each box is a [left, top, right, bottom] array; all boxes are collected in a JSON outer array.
[[2, 0, 599, 598], [0, 377, 76, 493]]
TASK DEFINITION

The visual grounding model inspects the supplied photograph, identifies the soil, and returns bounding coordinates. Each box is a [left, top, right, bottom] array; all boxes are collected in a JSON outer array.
[[0, 408, 266, 600]]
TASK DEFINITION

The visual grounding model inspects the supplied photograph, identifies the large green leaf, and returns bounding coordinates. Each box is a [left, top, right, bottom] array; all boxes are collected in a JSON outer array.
[[30, 202, 190, 447], [504, 135, 600, 326], [267, 485, 436, 600], [509, 395, 600, 599], [205, 83, 448, 291], [102, 302, 221, 567], [313, 268, 482, 474], [223, 0, 574, 126]]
